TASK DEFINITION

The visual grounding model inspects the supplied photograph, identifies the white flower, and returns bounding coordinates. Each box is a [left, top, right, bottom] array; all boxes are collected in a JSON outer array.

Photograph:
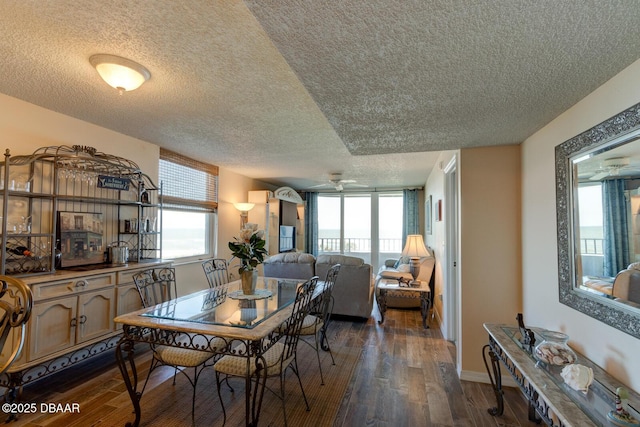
[[239, 228, 254, 242]]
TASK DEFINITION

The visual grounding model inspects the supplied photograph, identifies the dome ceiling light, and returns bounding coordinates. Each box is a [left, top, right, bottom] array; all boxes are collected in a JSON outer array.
[[89, 54, 150, 94]]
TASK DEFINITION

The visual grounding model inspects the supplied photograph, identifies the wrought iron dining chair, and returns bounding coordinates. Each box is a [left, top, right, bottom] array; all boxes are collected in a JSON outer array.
[[133, 267, 225, 423], [202, 258, 230, 289], [0, 276, 33, 376], [213, 276, 319, 427], [298, 263, 341, 385]]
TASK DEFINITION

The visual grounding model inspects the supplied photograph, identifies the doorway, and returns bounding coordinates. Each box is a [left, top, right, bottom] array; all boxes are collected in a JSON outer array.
[[443, 156, 459, 356]]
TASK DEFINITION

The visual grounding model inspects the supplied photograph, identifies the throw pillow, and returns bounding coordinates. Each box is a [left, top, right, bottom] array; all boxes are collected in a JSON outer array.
[[393, 256, 410, 268], [397, 264, 411, 273]]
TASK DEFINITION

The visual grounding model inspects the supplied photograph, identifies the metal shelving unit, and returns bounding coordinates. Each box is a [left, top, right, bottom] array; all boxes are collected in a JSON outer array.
[[0, 145, 162, 276]]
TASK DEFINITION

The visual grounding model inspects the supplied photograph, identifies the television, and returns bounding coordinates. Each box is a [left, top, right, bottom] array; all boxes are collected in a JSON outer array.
[[279, 225, 296, 253]]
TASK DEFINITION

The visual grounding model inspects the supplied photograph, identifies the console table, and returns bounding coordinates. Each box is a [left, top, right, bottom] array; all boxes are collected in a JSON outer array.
[[483, 323, 640, 427]]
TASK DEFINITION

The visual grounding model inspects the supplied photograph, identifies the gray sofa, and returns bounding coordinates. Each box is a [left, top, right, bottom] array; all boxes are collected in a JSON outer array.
[[263, 252, 374, 319]]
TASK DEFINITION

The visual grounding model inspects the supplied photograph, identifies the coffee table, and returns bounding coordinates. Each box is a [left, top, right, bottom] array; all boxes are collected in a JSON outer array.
[[376, 278, 431, 329]]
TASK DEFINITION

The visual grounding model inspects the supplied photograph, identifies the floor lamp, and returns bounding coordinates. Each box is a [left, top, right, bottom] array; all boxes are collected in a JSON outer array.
[[401, 234, 430, 286], [234, 203, 255, 229]]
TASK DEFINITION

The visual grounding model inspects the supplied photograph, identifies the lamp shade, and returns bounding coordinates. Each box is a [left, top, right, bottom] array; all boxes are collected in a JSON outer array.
[[401, 234, 430, 258], [89, 54, 150, 93], [234, 203, 255, 212]]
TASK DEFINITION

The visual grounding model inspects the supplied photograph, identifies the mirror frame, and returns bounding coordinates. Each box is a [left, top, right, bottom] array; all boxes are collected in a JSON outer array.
[[556, 102, 640, 339]]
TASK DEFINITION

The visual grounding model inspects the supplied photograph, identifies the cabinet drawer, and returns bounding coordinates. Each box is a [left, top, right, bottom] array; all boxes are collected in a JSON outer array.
[[31, 273, 116, 300]]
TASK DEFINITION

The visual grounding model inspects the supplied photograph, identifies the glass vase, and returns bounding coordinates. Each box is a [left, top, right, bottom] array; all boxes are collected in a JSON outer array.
[[534, 331, 577, 366]]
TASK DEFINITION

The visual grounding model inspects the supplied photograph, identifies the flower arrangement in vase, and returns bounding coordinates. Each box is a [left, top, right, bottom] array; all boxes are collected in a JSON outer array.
[[228, 224, 267, 295]]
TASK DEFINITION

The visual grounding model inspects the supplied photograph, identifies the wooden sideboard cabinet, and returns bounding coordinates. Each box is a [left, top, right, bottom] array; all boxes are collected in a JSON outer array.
[[28, 272, 116, 361], [0, 261, 171, 398]]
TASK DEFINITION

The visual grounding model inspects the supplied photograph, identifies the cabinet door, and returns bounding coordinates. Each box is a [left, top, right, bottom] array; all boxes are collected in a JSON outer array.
[[28, 296, 77, 361], [116, 283, 143, 317], [77, 288, 115, 343]]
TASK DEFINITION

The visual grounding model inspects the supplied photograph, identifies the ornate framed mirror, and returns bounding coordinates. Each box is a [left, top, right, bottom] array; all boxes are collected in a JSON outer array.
[[556, 102, 640, 339]]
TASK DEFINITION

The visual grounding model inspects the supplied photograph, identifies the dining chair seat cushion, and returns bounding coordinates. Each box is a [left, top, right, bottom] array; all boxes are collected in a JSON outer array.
[[298, 314, 322, 336], [214, 342, 294, 377], [155, 336, 226, 367]]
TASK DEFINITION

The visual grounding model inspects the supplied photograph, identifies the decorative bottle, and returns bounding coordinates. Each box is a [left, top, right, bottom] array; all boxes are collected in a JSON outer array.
[[140, 182, 150, 204], [6, 243, 32, 257]]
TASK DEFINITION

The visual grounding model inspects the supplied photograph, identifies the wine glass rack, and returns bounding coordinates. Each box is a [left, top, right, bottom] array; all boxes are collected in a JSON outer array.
[[0, 145, 162, 276]]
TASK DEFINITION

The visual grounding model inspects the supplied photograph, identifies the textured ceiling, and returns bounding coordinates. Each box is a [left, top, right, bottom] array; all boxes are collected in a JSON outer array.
[[1, 1, 639, 190]]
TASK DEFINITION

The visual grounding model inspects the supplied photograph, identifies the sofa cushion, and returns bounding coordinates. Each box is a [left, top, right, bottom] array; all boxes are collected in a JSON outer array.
[[267, 252, 315, 264], [316, 254, 363, 267], [263, 252, 316, 280]]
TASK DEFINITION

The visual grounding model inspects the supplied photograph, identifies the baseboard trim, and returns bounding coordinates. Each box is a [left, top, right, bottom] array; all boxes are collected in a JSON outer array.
[[460, 369, 518, 388]]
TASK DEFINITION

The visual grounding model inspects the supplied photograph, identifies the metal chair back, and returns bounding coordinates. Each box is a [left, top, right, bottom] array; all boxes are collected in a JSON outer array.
[[279, 276, 318, 362], [133, 267, 178, 307], [0, 276, 33, 375], [202, 258, 229, 289], [319, 264, 340, 323]]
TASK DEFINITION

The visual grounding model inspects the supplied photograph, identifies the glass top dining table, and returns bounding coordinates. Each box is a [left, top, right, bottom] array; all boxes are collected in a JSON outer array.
[[140, 276, 303, 328], [113, 275, 322, 427]]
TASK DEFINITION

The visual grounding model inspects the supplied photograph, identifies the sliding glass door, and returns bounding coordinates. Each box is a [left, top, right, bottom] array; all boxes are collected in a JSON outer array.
[[344, 194, 371, 263], [378, 193, 403, 268], [317, 192, 402, 270]]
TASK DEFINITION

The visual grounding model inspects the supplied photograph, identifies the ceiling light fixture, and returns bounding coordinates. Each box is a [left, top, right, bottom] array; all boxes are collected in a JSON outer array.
[[89, 54, 150, 95]]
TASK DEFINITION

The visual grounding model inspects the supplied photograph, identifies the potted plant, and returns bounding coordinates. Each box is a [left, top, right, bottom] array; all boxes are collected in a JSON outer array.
[[228, 225, 268, 294]]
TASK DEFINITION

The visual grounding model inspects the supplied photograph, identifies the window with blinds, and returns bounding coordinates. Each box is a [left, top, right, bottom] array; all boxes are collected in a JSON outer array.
[[159, 149, 218, 210], [159, 149, 218, 259]]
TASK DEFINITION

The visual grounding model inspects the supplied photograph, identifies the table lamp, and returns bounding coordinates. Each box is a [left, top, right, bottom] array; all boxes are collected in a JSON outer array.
[[401, 234, 431, 286]]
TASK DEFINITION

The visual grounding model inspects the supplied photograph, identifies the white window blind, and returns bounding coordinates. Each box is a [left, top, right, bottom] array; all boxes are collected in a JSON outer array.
[[159, 148, 218, 210]]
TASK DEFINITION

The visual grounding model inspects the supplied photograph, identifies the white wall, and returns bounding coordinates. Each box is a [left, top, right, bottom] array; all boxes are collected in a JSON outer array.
[[0, 93, 158, 177], [522, 59, 640, 391]]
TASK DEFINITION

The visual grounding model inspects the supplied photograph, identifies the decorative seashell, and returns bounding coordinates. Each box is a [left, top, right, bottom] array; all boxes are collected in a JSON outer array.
[[561, 364, 594, 392]]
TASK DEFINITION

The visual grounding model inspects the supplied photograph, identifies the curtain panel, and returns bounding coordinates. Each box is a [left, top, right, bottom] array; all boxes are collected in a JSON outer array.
[[602, 179, 630, 276], [402, 189, 420, 247], [304, 192, 318, 256]]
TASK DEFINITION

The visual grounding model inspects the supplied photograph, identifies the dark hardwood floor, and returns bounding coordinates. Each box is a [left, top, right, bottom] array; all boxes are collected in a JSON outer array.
[[333, 306, 538, 427], [8, 305, 537, 426]]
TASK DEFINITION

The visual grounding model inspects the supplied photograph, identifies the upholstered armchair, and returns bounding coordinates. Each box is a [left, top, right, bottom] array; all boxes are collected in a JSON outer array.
[[375, 255, 435, 308], [315, 254, 374, 319], [612, 264, 640, 305]]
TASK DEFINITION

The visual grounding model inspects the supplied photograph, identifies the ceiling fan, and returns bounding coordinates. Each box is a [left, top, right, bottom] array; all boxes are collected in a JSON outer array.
[[309, 173, 367, 191], [588, 157, 640, 181]]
